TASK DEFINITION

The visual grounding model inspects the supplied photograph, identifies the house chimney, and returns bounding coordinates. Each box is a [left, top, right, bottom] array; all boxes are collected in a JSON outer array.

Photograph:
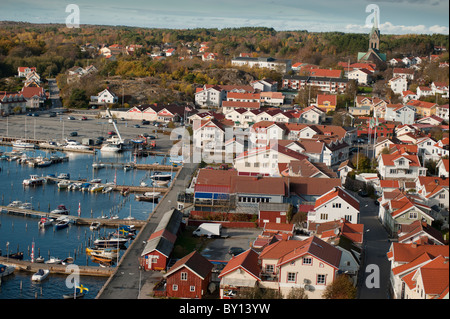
[[411, 242, 417, 248]]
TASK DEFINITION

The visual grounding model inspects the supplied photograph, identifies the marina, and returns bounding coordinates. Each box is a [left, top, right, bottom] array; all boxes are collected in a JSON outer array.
[[0, 143, 177, 299]]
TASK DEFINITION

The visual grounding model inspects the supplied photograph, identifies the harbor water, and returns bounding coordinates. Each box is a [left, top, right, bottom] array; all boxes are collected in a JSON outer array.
[[0, 145, 175, 299]]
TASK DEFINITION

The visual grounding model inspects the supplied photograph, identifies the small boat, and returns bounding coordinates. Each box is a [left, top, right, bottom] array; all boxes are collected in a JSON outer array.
[[102, 186, 113, 193], [121, 188, 130, 196], [63, 140, 90, 151], [38, 217, 54, 228], [135, 192, 161, 202], [51, 204, 70, 215], [6, 252, 24, 260], [32, 269, 49, 282], [80, 183, 91, 191], [90, 178, 102, 183], [36, 159, 52, 167], [57, 181, 70, 189], [90, 184, 104, 193], [151, 172, 172, 181], [0, 264, 15, 278], [63, 292, 85, 299], [12, 140, 35, 149], [45, 257, 62, 264], [62, 257, 74, 265], [154, 180, 169, 186], [23, 175, 45, 186], [54, 219, 69, 230], [19, 202, 33, 210], [7, 201, 22, 207], [86, 247, 119, 260], [100, 143, 122, 153], [123, 164, 133, 171], [94, 235, 128, 248], [35, 256, 45, 263], [92, 162, 105, 169], [90, 221, 101, 230], [57, 173, 70, 180]]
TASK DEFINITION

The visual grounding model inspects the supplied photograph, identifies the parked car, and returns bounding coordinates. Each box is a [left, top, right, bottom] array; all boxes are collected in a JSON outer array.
[[228, 247, 245, 257], [134, 124, 140, 128], [141, 120, 150, 125], [69, 131, 78, 136], [80, 116, 88, 121], [68, 116, 75, 120], [107, 131, 116, 135], [49, 112, 56, 117]]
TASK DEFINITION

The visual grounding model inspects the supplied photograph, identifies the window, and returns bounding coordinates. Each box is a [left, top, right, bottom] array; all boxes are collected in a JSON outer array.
[[332, 203, 342, 208], [317, 274, 326, 285], [190, 286, 196, 292], [320, 213, 328, 220], [344, 215, 352, 222], [266, 264, 274, 273], [172, 284, 178, 291], [303, 257, 312, 265], [181, 272, 188, 281], [287, 272, 296, 283], [409, 212, 418, 219]]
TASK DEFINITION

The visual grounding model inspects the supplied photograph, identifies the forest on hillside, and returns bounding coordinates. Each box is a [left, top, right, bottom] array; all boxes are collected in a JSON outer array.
[[0, 22, 448, 106]]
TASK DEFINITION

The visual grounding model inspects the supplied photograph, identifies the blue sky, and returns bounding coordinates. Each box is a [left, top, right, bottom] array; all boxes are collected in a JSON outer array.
[[0, 0, 448, 34]]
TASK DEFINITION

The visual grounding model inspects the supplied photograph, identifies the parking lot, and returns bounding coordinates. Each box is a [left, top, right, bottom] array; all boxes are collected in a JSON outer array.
[[199, 227, 261, 261]]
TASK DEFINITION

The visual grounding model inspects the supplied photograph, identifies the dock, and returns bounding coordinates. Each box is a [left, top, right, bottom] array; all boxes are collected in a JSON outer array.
[[0, 137, 95, 154], [0, 206, 147, 228], [0, 256, 113, 277]]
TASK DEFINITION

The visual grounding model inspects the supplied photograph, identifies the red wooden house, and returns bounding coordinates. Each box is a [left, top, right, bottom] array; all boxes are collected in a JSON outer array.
[[140, 209, 183, 271], [164, 251, 214, 299], [258, 202, 291, 227]]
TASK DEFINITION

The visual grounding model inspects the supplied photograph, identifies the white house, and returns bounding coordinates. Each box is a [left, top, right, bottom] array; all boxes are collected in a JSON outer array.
[[17, 67, 36, 78], [393, 68, 415, 80], [384, 104, 416, 125], [389, 76, 408, 95], [431, 82, 449, 98], [437, 158, 449, 178], [308, 186, 360, 225], [417, 86, 434, 99], [194, 85, 225, 108], [251, 79, 278, 92], [347, 68, 372, 85], [231, 56, 292, 73], [435, 104, 449, 120], [377, 152, 427, 180], [295, 106, 326, 124], [91, 88, 118, 105]]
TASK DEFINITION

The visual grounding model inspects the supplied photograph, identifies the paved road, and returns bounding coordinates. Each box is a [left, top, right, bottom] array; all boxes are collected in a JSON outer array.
[[356, 194, 392, 299], [96, 161, 198, 299]]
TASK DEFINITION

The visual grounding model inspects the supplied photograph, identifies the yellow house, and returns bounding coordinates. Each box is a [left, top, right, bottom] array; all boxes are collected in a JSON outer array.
[[406, 100, 437, 117], [317, 94, 337, 113]]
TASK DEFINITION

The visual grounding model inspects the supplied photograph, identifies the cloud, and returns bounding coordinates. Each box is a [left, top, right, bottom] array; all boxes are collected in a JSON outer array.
[[344, 21, 449, 34]]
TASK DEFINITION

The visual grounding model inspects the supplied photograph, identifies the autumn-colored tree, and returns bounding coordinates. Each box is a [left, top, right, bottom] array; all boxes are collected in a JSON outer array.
[[322, 275, 357, 299]]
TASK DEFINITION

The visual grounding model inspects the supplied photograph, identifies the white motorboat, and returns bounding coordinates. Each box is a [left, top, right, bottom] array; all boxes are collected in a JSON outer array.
[[135, 192, 161, 202], [54, 218, 70, 230], [92, 162, 105, 169], [38, 217, 54, 228], [57, 173, 70, 179], [12, 140, 35, 149], [90, 221, 101, 230], [57, 181, 70, 189], [63, 140, 90, 151], [45, 257, 62, 264], [0, 264, 15, 278], [23, 175, 45, 186], [102, 186, 113, 193], [86, 247, 119, 260], [151, 172, 172, 182], [19, 202, 33, 210], [31, 269, 49, 281], [50, 204, 70, 215], [7, 201, 22, 207], [100, 143, 122, 152], [94, 235, 128, 247]]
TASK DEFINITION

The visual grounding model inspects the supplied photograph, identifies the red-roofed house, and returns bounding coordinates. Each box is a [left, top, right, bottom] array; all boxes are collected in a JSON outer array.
[[309, 68, 342, 79], [377, 152, 427, 180], [316, 94, 337, 113], [17, 67, 36, 78], [387, 242, 449, 299], [406, 100, 438, 117], [307, 186, 360, 225], [437, 158, 449, 178], [259, 236, 342, 298], [163, 251, 214, 299], [218, 249, 261, 299], [20, 86, 46, 109]]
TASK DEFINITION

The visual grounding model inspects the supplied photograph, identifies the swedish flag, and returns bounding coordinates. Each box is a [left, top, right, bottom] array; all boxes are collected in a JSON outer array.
[[77, 284, 89, 293]]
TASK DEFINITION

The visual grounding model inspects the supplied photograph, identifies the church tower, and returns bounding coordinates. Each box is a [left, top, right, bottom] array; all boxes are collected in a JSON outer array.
[[357, 11, 386, 63]]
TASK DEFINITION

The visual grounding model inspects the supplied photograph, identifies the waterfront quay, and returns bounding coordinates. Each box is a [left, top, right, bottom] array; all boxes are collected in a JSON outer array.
[[0, 205, 147, 228], [0, 256, 113, 277]]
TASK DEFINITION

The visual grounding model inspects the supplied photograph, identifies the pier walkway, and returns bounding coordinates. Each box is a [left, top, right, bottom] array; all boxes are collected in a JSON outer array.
[[0, 205, 147, 228], [0, 256, 113, 277]]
